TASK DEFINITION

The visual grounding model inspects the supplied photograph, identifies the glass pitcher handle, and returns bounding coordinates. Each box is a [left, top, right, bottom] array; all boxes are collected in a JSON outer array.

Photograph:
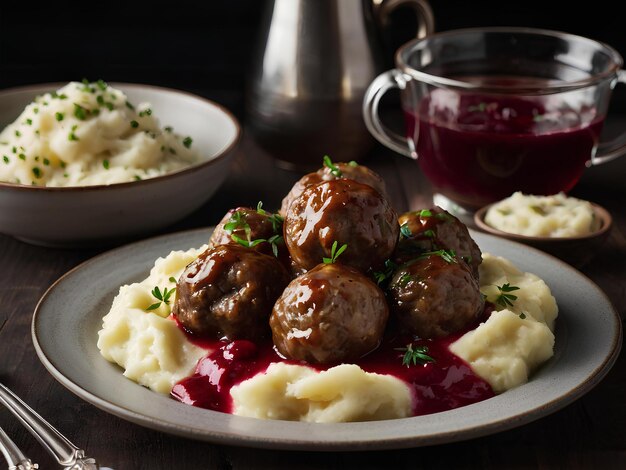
[[592, 70, 626, 165], [363, 69, 414, 158], [374, 0, 435, 39]]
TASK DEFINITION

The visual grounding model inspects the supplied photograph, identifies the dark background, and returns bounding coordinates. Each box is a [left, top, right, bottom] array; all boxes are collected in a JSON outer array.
[[2, 0, 626, 117]]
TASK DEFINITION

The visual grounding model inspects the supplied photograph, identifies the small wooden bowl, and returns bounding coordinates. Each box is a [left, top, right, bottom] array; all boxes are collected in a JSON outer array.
[[474, 202, 613, 267]]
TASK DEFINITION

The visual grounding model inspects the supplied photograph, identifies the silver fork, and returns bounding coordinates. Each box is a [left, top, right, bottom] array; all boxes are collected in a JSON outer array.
[[0, 383, 107, 470], [0, 426, 38, 470]]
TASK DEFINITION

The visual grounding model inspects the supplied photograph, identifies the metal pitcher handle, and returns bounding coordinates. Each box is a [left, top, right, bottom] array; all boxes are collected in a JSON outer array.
[[374, 0, 435, 40]]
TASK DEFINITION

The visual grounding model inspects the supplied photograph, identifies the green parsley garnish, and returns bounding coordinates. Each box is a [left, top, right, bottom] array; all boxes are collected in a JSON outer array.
[[164, 126, 173, 133], [96, 79, 108, 91], [372, 259, 397, 285], [322, 240, 347, 264], [32, 167, 42, 178], [14, 130, 21, 137], [400, 223, 412, 238], [125, 101, 135, 110], [419, 249, 457, 264], [43, 158, 50, 166], [2, 156, 8, 164], [519, 312, 527, 319], [434, 211, 454, 222], [494, 283, 520, 308], [256, 201, 284, 234], [396, 343, 435, 367], [68, 125, 79, 141], [419, 209, 432, 217], [18, 153, 26, 161], [146, 283, 177, 314], [183, 136, 193, 149], [397, 273, 414, 287], [323, 155, 342, 177], [103, 159, 110, 170], [224, 210, 251, 240], [25, 118, 32, 126], [73, 103, 89, 120], [138, 108, 152, 117], [55, 112, 64, 121], [130, 120, 139, 128]]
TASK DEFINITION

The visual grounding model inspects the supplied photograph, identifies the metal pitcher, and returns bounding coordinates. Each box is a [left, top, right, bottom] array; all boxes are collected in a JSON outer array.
[[246, 0, 435, 171]]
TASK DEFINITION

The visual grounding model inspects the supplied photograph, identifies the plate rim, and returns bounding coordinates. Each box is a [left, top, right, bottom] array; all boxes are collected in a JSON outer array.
[[31, 227, 623, 451]]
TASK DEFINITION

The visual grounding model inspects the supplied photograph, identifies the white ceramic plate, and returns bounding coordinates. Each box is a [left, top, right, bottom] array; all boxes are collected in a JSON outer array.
[[32, 228, 622, 450]]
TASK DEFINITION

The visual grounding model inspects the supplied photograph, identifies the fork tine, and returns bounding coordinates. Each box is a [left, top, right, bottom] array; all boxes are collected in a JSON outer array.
[[0, 425, 38, 469]]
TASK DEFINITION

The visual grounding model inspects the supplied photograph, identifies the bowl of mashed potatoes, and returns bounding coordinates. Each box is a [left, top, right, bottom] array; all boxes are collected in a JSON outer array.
[[0, 80, 240, 246], [474, 192, 612, 266]]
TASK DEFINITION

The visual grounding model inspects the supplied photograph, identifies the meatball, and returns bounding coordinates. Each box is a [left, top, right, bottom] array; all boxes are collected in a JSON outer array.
[[280, 161, 388, 214], [284, 179, 399, 272], [395, 207, 482, 278], [270, 263, 389, 364], [388, 253, 484, 339], [209, 206, 283, 256], [173, 244, 290, 340]]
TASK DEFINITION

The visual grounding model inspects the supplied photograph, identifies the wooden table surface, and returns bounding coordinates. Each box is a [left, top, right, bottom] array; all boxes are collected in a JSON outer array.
[[0, 128, 625, 469]]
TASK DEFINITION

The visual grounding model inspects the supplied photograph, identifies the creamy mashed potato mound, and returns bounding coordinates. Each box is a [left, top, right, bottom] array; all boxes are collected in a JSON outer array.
[[98, 247, 557, 421], [0, 81, 199, 186], [485, 191, 599, 237], [450, 253, 558, 393], [231, 363, 412, 422], [97, 246, 207, 394]]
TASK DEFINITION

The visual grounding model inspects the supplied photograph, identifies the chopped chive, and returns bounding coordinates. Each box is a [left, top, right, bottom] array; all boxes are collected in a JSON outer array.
[[2, 156, 8, 164], [18, 153, 26, 160], [103, 159, 110, 169], [14, 130, 21, 137], [25, 118, 32, 125], [55, 112, 64, 121], [182, 136, 192, 149]]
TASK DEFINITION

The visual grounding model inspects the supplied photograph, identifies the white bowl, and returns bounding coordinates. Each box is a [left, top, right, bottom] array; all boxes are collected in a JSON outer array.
[[0, 83, 240, 247]]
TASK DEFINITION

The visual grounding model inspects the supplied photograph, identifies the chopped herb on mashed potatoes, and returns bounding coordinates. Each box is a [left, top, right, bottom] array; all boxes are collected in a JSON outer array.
[[0, 80, 199, 186]]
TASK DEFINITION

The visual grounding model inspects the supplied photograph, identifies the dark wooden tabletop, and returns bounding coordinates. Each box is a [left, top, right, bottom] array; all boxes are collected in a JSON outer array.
[[0, 122, 625, 469]]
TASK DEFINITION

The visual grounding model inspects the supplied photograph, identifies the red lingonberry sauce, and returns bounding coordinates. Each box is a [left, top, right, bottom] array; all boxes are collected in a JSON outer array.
[[405, 89, 605, 209], [171, 307, 496, 417]]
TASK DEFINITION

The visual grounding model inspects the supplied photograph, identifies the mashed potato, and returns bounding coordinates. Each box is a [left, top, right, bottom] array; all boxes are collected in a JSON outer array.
[[450, 253, 558, 393], [97, 246, 207, 393], [231, 363, 412, 422], [98, 248, 557, 421], [484, 192, 599, 237], [0, 81, 199, 186]]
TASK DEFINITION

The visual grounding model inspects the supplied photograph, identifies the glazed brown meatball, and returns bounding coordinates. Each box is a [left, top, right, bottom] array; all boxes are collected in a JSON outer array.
[[209, 206, 282, 255], [388, 253, 484, 339], [284, 179, 399, 272], [395, 207, 482, 278], [280, 162, 388, 215], [270, 263, 389, 364], [173, 244, 290, 340]]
